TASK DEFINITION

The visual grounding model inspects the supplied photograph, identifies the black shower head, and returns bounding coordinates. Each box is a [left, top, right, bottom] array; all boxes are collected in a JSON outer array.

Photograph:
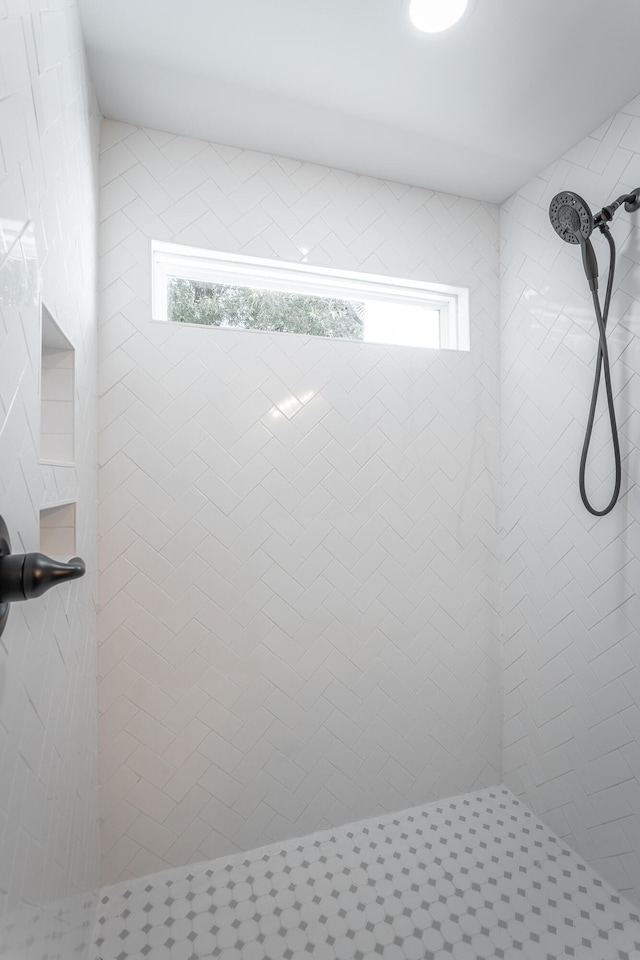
[[549, 191, 594, 245]]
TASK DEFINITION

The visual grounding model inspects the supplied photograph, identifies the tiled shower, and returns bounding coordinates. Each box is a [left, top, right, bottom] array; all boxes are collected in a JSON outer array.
[[97, 119, 501, 883], [3, 2, 640, 960]]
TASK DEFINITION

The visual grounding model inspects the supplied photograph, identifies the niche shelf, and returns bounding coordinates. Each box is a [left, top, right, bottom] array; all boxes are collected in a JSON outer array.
[[40, 502, 76, 560], [40, 304, 75, 464]]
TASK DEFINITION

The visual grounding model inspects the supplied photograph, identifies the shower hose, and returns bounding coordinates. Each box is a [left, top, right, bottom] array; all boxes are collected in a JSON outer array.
[[581, 225, 621, 516]]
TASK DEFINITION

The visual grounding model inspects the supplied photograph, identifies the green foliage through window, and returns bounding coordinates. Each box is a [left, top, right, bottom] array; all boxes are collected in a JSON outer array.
[[167, 277, 364, 340]]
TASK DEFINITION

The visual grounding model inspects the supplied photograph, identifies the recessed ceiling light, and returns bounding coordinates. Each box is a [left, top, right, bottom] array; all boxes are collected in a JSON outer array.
[[407, 0, 469, 33]]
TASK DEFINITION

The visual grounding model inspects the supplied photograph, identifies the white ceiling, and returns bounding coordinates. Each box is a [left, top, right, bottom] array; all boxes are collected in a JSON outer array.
[[78, 0, 640, 203]]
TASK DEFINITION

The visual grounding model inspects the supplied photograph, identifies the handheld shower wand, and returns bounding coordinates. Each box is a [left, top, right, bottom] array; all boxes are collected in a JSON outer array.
[[549, 188, 640, 516]]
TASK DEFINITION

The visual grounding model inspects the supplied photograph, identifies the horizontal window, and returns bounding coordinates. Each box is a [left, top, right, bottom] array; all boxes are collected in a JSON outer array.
[[152, 241, 469, 351]]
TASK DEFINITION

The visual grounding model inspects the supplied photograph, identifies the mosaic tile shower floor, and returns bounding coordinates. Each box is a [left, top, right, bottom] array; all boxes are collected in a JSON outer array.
[[92, 787, 640, 960]]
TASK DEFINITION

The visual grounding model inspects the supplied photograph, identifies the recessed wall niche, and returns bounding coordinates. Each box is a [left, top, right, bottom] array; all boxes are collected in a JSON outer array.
[[40, 502, 76, 559], [40, 304, 75, 463]]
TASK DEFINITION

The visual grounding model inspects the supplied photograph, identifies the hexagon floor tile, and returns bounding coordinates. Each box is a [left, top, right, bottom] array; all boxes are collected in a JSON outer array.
[[92, 787, 640, 960]]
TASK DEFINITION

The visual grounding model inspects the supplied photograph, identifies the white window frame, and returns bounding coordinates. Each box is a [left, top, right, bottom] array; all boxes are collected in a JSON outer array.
[[152, 241, 470, 351]]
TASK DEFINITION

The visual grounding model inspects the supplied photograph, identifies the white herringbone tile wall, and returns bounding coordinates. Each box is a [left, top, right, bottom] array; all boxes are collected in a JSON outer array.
[[501, 94, 640, 905], [0, 1, 99, 958], [97, 119, 502, 885]]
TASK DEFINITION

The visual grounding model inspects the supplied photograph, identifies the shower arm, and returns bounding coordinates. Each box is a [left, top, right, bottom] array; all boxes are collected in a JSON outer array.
[[594, 189, 640, 227]]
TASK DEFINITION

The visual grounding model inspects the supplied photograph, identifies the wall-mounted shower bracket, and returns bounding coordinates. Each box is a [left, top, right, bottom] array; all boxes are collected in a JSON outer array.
[[624, 188, 640, 213], [0, 514, 85, 639]]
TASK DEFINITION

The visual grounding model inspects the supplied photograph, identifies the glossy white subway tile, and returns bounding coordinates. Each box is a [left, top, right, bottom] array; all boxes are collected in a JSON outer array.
[[0, 2, 99, 957], [97, 119, 502, 885], [501, 95, 640, 905]]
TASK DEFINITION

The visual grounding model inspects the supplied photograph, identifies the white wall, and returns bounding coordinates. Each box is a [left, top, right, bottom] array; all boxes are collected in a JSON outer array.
[[501, 95, 640, 905], [97, 120, 502, 885], [0, 1, 99, 957]]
